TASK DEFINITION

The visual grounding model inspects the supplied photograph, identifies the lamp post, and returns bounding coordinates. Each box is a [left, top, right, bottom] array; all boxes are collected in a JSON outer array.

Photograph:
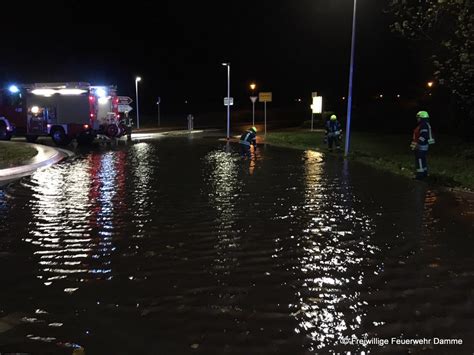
[[344, 0, 357, 157], [222, 63, 231, 140], [135, 76, 142, 129], [156, 97, 161, 127], [250, 83, 256, 126]]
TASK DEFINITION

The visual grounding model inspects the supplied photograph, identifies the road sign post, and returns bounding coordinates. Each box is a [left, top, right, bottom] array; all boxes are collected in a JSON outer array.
[[250, 96, 258, 126], [118, 104, 133, 113], [310, 93, 323, 132], [259, 92, 272, 136], [224, 97, 234, 106], [118, 96, 133, 105]]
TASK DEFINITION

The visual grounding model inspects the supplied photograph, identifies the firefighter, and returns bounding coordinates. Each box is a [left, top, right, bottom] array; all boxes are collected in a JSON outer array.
[[325, 114, 342, 151], [239, 126, 257, 158], [411, 110, 435, 179]]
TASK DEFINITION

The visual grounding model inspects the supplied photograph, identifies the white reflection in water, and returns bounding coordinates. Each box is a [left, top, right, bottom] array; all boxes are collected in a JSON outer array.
[[129, 142, 154, 237], [291, 150, 377, 350], [205, 150, 241, 276], [24, 153, 120, 286]]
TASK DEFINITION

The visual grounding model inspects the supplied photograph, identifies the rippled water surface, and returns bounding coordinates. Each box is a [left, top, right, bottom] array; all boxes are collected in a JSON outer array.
[[0, 137, 473, 354]]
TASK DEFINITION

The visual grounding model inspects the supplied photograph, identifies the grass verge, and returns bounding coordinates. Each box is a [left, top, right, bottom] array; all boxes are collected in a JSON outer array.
[[265, 129, 474, 191], [0, 142, 38, 169]]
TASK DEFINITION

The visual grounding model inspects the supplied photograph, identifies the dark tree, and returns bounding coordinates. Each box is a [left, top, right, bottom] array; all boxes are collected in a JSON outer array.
[[388, 0, 473, 114]]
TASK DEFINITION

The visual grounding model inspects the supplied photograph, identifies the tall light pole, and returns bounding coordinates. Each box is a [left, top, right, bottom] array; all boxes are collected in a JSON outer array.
[[156, 97, 161, 127], [135, 76, 142, 129], [222, 62, 231, 140], [250, 83, 256, 126], [344, 0, 357, 157]]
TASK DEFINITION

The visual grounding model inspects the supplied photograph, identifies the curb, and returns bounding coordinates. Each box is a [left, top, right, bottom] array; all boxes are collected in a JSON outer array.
[[0, 143, 73, 185]]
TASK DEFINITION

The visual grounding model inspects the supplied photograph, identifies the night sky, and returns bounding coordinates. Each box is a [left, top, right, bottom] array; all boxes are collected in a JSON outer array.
[[1, 0, 428, 115]]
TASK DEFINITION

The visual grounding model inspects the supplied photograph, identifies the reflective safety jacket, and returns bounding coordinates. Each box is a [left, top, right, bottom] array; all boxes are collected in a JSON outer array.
[[412, 120, 435, 151], [326, 120, 342, 137], [239, 130, 257, 146]]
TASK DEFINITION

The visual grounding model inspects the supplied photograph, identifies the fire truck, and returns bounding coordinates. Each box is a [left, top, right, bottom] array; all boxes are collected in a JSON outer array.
[[0, 82, 129, 146]]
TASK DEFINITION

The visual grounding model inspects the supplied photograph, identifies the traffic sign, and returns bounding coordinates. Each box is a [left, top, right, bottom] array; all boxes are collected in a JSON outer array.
[[224, 97, 234, 106], [259, 92, 272, 102], [118, 104, 133, 113], [250, 96, 258, 103], [118, 96, 133, 105], [311, 96, 323, 114]]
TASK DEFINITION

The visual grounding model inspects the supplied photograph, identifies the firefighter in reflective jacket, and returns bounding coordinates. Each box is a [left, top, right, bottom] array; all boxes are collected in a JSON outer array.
[[325, 114, 342, 151], [411, 110, 435, 179], [239, 126, 257, 157]]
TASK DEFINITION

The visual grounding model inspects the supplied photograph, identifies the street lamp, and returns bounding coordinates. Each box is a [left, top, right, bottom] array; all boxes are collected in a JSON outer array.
[[250, 83, 257, 126], [344, 0, 357, 157], [427, 81, 434, 88], [222, 63, 231, 140], [135, 76, 142, 129], [156, 97, 161, 127]]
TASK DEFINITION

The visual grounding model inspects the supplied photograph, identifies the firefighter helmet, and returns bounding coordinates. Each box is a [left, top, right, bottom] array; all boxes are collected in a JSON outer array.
[[416, 111, 429, 119], [330, 114, 337, 121], [251, 126, 257, 133]]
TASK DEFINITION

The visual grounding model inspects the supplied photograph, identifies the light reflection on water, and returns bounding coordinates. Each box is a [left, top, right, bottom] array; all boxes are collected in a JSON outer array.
[[0, 139, 473, 353], [204, 149, 241, 277], [290, 150, 378, 351], [128, 142, 155, 237], [22, 151, 126, 286]]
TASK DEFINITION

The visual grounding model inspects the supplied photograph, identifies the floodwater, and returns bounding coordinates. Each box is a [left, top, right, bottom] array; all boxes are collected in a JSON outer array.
[[0, 136, 473, 354]]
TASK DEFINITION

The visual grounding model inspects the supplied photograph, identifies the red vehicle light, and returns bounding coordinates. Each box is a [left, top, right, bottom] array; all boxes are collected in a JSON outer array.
[[90, 113, 94, 118], [89, 96, 95, 101], [83, 124, 90, 129]]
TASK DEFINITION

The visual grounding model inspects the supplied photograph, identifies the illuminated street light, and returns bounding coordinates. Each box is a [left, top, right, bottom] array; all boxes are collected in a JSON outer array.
[[249, 83, 257, 126], [135, 76, 141, 129], [427, 81, 434, 88], [222, 63, 231, 140]]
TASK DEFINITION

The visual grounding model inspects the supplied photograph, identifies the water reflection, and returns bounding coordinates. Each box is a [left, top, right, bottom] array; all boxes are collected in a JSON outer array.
[[204, 149, 241, 278], [23, 150, 130, 287], [128, 142, 155, 237], [291, 151, 378, 351]]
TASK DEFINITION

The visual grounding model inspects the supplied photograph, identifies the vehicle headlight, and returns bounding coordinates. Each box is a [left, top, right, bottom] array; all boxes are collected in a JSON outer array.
[[31, 106, 40, 114]]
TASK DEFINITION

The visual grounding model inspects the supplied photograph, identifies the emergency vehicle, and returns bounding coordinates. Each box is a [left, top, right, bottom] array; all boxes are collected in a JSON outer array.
[[0, 82, 129, 146]]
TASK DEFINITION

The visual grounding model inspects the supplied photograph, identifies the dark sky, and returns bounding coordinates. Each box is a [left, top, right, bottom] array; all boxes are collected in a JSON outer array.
[[1, 0, 427, 114]]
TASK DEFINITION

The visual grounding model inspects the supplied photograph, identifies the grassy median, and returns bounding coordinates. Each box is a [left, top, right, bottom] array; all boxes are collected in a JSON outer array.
[[265, 129, 474, 190], [0, 142, 38, 168]]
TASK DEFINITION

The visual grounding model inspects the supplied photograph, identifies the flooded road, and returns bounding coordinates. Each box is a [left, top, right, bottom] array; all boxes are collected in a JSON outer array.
[[0, 136, 473, 354]]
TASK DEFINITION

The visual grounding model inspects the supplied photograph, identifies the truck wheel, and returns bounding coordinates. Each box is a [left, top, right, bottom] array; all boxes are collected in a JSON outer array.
[[0, 123, 12, 141], [106, 124, 119, 138], [77, 134, 95, 146], [51, 127, 71, 146], [26, 135, 38, 143]]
